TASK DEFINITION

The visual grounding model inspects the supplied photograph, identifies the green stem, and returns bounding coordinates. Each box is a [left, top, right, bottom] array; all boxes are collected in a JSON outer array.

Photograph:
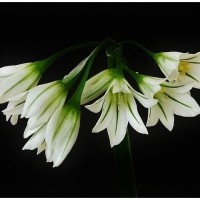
[[68, 38, 114, 106], [121, 40, 155, 58], [113, 131, 137, 197], [39, 41, 99, 72]]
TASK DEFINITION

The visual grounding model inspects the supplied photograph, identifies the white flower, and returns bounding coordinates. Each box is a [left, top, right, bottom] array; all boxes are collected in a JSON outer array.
[[135, 73, 165, 98], [154, 52, 200, 88], [0, 62, 47, 124], [154, 52, 182, 81], [147, 81, 200, 131], [23, 103, 80, 167], [22, 80, 67, 138], [21, 54, 92, 166], [85, 76, 157, 147], [45, 104, 80, 167]]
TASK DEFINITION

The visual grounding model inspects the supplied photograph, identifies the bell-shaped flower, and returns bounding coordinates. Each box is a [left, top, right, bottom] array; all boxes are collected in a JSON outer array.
[[130, 71, 166, 98], [85, 76, 157, 147], [22, 80, 67, 138], [0, 61, 50, 124], [22, 98, 80, 167], [45, 104, 80, 167], [154, 52, 182, 81], [21, 54, 93, 166], [147, 81, 200, 131]]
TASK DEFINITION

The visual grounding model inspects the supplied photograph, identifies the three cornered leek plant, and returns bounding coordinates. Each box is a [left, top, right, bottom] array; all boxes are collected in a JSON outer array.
[[1, 38, 200, 196]]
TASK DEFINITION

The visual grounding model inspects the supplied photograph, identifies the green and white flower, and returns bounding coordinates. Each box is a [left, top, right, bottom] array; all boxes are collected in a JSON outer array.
[[22, 80, 67, 138], [45, 104, 80, 167], [154, 52, 200, 88], [128, 70, 165, 98], [147, 81, 200, 131], [85, 75, 157, 147], [21, 54, 92, 166], [0, 61, 48, 124]]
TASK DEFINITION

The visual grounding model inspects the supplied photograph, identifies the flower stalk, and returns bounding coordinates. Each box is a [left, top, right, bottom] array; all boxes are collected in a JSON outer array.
[[113, 131, 137, 197]]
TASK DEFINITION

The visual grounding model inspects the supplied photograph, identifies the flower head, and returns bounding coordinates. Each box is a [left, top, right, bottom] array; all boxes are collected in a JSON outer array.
[[85, 73, 157, 147], [147, 81, 200, 131]]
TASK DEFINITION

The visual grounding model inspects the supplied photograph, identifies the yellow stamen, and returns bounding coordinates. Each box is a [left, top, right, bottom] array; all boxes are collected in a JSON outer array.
[[178, 61, 190, 74]]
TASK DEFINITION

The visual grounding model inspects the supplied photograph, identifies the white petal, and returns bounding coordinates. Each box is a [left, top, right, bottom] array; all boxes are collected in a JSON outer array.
[[45, 100, 66, 161], [37, 142, 46, 154], [23, 124, 46, 150], [146, 106, 159, 127], [0, 69, 40, 103], [85, 95, 105, 113], [63, 53, 94, 84], [156, 102, 174, 131], [125, 94, 148, 134], [52, 109, 80, 167], [2, 103, 24, 115], [161, 82, 193, 93], [10, 115, 18, 125], [25, 82, 65, 118], [107, 94, 128, 147], [0, 63, 31, 77], [131, 88, 157, 108], [92, 92, 113, 133], [166, 92, 200, 117], [22, 81, 58, 117]]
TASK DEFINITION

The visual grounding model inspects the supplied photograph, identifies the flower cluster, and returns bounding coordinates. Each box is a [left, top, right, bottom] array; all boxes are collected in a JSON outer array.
[[1, 40, 200, 167]]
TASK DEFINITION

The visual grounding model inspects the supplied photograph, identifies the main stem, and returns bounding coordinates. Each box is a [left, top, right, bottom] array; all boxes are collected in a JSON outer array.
[[113, 131, 137, 197]]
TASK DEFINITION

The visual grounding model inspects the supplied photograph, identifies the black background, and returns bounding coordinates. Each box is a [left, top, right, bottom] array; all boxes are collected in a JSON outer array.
[[0, 2, 200, 198]]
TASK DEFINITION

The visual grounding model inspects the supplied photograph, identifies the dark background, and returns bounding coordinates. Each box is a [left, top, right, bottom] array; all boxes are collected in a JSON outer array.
[[0, 2, 200, 197]]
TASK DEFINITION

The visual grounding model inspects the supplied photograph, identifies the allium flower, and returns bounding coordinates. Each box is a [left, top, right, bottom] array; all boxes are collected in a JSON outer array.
[[0, 62, 47, 124], [22, 80, 67, 138], [154, 52, 200, 88], [147, 81, 200, 131], [131, 72, 165, 98], [21, 54, 91, 166], [85, 75, 157, 147], [45, 104, 80, 167]]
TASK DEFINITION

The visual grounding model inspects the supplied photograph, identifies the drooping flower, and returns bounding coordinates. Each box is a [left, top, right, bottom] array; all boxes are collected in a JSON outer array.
[[21, 54, 92, 166], [85, 74, 157, 147], [147, 81, 200, 131], [154, 52, 200, 88], [45, 104, 80, 167], [0, 61, 48, 124], [22, 80, 67, 138], [23, 102, 80, 167], [126, 68, 165, 98]]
